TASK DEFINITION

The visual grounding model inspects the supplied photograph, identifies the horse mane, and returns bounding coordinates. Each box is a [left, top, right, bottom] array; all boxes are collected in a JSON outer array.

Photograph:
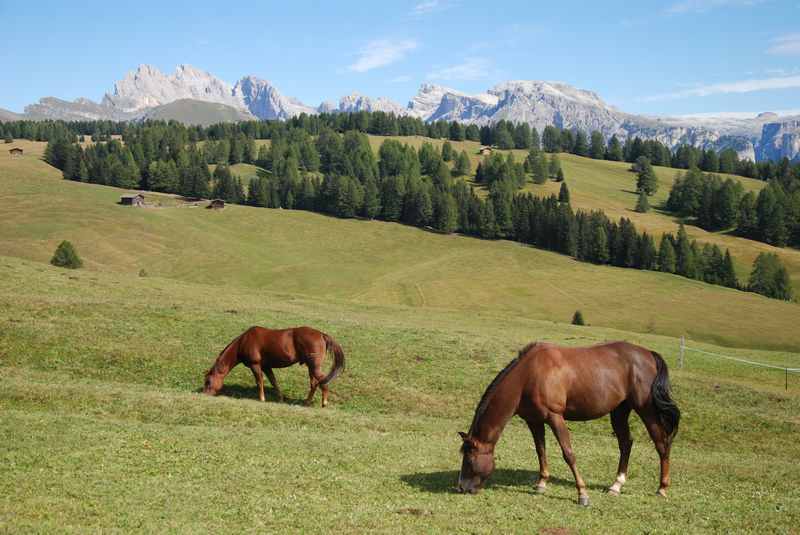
[[467, 342, 538, 437]]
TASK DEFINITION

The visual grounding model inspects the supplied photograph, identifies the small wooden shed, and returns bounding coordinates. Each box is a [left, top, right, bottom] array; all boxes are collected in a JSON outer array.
[[9, 147, 23, 158], [479, 146, 492, 156], [120, 193, 145, 207], [208, 199, 225, 210]]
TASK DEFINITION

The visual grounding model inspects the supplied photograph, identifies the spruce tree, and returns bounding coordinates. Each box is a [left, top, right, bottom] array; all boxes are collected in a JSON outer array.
[[441, 141, 453, 162], [533, 154, 548, 185], [607, 135, 623, 161], [454, 150, 471, 177], [558, 182, 571, 204], [556, 168, 565, 182], [636, 157, 658, 196], [675, 224, 695, 277], [548, 154, 561, 179], [589, 131, 606, 159], [658, 236, 677, 273], [362, 177, 381, 219], [50, 240, 83, 269], [635, 190, 650, 213], [720, 249, 738, 288]]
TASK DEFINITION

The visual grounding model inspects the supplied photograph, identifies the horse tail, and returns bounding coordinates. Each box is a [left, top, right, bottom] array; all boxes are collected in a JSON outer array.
[[650, 351, 681, 443], [320, 333, 345, 385]]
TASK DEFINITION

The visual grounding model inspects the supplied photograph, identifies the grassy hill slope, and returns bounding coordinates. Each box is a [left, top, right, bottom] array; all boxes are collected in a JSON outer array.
[[1, 140, 799, 351]]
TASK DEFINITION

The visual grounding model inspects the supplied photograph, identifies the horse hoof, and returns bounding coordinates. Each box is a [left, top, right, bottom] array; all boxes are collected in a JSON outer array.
[[578, 495, 590, 507], [535, 484, 547, 494], [656, 489, 667, 498], [608, 488, 620, 497]]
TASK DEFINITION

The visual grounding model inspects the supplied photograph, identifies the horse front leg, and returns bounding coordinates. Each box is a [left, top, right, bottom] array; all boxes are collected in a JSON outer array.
[[547, 414, 589, 506], [250, 364, 265, 402], [526, 420, 549, 493]]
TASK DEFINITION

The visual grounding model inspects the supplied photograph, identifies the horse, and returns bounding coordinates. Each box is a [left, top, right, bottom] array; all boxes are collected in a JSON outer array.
[[202, 326, 345, 407], [457, 341, 680, 506]]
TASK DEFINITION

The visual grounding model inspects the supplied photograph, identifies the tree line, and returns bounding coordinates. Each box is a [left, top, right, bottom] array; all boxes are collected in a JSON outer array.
[[42, 121, 792, 301]]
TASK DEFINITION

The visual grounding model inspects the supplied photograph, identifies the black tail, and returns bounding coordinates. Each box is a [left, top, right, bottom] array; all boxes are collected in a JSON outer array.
[[320, 333, 345, 385], [651, 351, 681, 442]]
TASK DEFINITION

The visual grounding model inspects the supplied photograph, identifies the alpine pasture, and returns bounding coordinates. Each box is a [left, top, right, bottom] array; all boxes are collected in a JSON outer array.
[[1, 140, 798, 533]]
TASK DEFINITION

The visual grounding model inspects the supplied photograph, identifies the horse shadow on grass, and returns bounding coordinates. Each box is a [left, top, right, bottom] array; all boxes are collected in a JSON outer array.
[[401, 469, 607, 496], [199, 384, 307, 405]]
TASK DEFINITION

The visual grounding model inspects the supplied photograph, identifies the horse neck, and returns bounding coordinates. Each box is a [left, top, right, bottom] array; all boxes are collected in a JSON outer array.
[[211, 339, 239, 378], [471, 369, 524, 447]]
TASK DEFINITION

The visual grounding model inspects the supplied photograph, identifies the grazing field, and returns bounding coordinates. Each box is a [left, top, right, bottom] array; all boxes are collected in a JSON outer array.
[[1, 256, 798, 533], [2, 140, 800, 350], [1, 140, 799, 532]]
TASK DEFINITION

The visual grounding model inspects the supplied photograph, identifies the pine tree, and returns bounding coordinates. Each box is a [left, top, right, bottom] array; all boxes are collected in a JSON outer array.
[[748, 253, 793, 300], [556, 168, 565, 182], [454, 150, 471, 177], [362, 177, 381, 219], [720, 249, 738, 288], [607, 135, 623, 161], [441, 141, 454, 162], [658, 236, 677, 273], [636, 157, 658, 196], [558, 182, 571, 204], [675, 224, 695, 277], [635, 190, 650, 213], [573, 130, 589, 156], [589, 131, 605, 159], [533, 153, 548, 185], [571, 310, 585, 326], [50, 240, 82, 269]]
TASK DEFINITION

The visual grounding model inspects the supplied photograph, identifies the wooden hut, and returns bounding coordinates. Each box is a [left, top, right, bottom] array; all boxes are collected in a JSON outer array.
[[120, 193, 145, 207], [208, 199, 225, 210], [8, 147, 23, 158]]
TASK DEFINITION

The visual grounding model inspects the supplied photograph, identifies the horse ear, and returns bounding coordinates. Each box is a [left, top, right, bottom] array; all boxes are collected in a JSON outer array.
[[458, 431, 468, 440]]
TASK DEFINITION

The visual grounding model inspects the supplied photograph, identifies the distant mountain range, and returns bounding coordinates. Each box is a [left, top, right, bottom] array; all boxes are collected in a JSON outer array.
[[4, 64, 799, 162]]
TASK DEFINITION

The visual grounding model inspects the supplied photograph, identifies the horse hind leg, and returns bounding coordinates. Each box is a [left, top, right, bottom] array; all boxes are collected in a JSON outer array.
[[304, 357, 327, 407], [637, 406, 672, 497], [265, 368, 283, 402], [608, 404, 633, 496], [547, 414, 590, 506]]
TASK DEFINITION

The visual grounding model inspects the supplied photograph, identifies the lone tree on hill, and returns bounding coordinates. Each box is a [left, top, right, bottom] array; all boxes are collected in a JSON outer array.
[[50, 240, 83, 269], [635, 156, 658, 196], [572, 310, 585, 326], [635, 190, 650, 213], [556, 167, 565, 182], [559, 182, 571, 204]]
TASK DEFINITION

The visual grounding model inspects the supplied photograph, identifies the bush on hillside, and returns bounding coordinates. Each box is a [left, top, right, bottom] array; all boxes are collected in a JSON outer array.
[[572, 310, 585, 326], [50, 240, 82, 269]]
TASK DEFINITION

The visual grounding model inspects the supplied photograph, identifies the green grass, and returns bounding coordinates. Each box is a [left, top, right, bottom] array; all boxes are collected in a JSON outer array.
[[1, 140, 800, 532], [0, 256, 798, 533]]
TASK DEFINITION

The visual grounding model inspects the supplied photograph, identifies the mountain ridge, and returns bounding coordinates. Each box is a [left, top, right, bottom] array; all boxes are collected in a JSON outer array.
[[11, 63, 800, 162]]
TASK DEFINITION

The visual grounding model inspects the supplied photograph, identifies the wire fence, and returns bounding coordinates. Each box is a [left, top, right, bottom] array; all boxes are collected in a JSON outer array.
[[679, 336, 800, 390]]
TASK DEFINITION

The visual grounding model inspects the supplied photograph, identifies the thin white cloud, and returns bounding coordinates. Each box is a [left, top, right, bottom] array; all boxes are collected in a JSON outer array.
[[642, 74, 800, 101], [768, 34, 800, 55], [411, 0, 441, 15], [390, 75, 413, 83], [348, 40, 418, 73], [665, 0, 764, 14], [427, 58, 490, 81]]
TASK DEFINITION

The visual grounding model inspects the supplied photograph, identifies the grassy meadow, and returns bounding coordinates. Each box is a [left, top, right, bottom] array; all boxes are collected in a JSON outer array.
[[1, 139, 799, 533]]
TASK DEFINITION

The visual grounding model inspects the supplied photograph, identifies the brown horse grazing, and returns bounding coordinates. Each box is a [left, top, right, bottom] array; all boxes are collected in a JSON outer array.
[[457, 341, 680, 506], [203, 326, 345, 407]]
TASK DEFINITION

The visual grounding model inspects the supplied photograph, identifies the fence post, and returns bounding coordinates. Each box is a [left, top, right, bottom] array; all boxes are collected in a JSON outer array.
[[787, 368, 789, 391], [679, 336, 685, 369]]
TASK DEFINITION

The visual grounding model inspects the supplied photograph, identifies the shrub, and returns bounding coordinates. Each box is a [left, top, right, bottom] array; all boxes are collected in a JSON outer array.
[[50, 240, 83, 269], [571, 310, 585, 326]]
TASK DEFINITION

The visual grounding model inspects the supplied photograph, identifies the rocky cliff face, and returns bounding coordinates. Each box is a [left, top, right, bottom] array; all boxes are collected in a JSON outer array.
[[758, 120, 800, 163], [11, 64, 800, 162], [233, 76, 315, 120]]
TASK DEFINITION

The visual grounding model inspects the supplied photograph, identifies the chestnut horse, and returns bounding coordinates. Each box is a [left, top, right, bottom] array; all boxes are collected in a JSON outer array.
[[203, 326, 345, 407], [457, 341, 680, 506]]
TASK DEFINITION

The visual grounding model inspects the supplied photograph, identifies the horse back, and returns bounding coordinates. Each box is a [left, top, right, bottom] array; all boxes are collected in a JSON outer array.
[[522, 341, 656, 420]]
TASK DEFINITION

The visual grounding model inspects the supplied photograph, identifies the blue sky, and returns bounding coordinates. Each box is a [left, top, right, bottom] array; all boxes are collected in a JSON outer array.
[[2, 0, 799, 116]]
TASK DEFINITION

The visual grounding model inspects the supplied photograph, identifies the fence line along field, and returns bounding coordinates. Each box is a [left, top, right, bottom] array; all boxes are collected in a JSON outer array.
[[1, 139, 798, 532]]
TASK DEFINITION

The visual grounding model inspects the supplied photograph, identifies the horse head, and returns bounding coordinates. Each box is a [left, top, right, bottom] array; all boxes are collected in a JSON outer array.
[[457, 431, 495, 494], [202, 368, 223, 395]]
